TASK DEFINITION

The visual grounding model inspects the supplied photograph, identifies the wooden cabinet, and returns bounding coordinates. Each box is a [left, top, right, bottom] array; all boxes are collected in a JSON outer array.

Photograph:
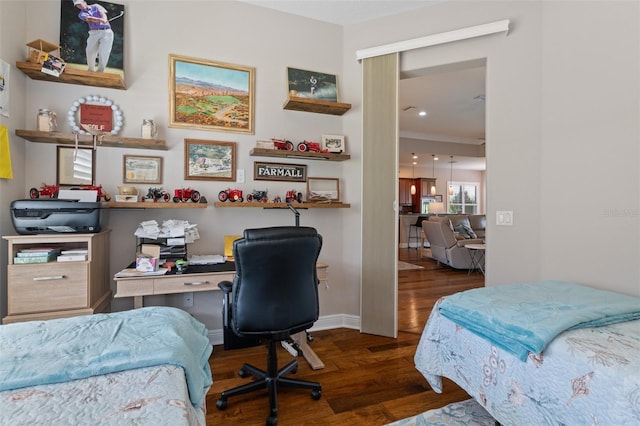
[[399, 178, 413, 206], [3, 231, 112, 323]]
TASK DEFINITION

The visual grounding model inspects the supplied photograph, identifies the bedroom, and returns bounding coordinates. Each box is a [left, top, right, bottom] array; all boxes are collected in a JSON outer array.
[[0, 0, 638, 424]]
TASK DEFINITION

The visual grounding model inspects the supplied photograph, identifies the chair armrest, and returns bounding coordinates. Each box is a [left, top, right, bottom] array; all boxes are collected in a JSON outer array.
[[456, 238, 485, 247], [218, 281, 233, 293]]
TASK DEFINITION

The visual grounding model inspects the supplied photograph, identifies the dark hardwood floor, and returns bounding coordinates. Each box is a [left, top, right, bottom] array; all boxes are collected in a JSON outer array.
[[205, 248, 484, 425]]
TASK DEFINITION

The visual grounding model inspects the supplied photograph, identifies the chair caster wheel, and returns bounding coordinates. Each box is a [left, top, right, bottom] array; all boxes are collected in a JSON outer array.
[[216, 398, 228, 410], [267, 415, 277, 425], [311, 389, 322, 400], [238, 368, 248, 378], [291, 366, 298, 374]]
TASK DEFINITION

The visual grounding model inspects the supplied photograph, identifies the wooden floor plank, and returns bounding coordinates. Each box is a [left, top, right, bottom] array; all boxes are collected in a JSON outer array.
[[206, 248, 484, 425]]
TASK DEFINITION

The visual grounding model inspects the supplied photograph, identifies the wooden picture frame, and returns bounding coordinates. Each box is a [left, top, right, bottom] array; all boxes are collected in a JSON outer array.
[[56, 146, 95, 186], [321, 134, 345, 153], [254, 161, 306, 182], [307, 177, 340, 202], [123, 155, 162, 184], [185, 139, 236, 181], [169, 54, 255, 134], [287, 67, 338, 102]]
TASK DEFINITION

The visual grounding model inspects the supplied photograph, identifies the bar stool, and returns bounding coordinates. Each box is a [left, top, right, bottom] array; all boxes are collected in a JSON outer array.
[[408, 216, 427, 253]]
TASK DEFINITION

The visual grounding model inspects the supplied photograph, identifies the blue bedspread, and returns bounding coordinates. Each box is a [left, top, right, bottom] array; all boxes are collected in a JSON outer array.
[[0, 307, 213, 408], [438, 280, 640, 360]]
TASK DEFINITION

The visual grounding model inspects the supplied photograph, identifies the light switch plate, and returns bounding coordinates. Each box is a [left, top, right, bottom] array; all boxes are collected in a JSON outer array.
[[237, 169, 245, 183], [496, 210, 513, 226]]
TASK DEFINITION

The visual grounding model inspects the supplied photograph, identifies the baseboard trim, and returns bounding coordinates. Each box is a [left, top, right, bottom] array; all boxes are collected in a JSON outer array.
[[208, 314, 361, 346]]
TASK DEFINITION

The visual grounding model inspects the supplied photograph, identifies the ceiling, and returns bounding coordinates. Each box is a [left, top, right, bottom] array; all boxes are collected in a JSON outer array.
[[238, 0, 486, 172]]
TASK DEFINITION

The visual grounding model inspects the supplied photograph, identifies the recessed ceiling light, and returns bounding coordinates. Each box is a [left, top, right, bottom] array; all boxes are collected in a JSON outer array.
[[412, 153, 418, 159], [418, 111, 428, 117]]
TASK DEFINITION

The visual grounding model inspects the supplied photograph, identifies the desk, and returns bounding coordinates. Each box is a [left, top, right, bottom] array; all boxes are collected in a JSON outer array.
[[113, 262, 329, 369], [113, 262, 328, 308], [466, 243, 485, 275]]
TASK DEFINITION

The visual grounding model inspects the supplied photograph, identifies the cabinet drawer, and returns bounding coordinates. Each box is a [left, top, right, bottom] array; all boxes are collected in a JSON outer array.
[[8, 263, 88, 315], [154, 273, 233, 294], [115, 278, 154, 297]]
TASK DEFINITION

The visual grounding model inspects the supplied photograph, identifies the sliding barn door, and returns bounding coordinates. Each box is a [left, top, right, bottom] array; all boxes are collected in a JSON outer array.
[[360, 53, 399, 337]]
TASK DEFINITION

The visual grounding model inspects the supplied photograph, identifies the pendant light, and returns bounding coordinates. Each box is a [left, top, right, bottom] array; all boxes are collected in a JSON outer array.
[[410, 153, 417, 195], [448, 155, 454, 196], [430, 154, 437, 196]]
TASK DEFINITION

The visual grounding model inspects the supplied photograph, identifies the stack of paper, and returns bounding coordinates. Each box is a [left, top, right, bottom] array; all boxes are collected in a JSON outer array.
[[188, 254, 225, 265]]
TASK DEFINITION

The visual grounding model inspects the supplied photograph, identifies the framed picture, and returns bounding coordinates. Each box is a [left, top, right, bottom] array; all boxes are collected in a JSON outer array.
[[287, 67, 338, 102], [434, 194, 443, 203], [307, 177, 340, 202], [123, 155, 162, 184], [56, 146, 95, 186], [321, 134, 345, 153], [169, 54, 255, 134], [185, 139, 236, 181], [254, 161, 306, 182]]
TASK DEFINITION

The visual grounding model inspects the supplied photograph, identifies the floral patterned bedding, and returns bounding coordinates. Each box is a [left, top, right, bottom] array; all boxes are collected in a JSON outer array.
[[415, 299, 640, 425], [0, 364, 206, 426]]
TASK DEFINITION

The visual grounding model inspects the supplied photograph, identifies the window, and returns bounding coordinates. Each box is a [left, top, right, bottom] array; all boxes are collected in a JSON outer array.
[[448, 182, 479, 214]]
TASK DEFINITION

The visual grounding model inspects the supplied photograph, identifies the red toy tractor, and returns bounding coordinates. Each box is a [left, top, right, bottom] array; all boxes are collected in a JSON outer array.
[[218, 188, 244, 202], [271, 138, 295, 151], [173, 188, 201, 203], [285, 190, 303, 203], [297, 140, 328, 153], [29, 183, 60, 199]]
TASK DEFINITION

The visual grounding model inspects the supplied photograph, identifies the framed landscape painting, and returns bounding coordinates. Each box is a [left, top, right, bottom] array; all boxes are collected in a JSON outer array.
[[169, 54, 255, 134]]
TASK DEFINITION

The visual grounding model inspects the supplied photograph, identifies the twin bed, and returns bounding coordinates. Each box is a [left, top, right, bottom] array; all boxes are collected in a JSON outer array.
[[0, 307, 213, 425], [414, 280, 640, 425]]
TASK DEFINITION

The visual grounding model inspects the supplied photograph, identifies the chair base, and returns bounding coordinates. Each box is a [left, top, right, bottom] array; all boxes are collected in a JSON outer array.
[[216, 339, 322, 425]]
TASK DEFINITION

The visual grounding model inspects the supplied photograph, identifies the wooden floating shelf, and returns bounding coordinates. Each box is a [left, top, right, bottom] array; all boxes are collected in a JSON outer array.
[[249, 147, 350, 161], [214, 202, 350, 209], [283, 97, 351, 116], [104, 202, 207, 209], [16, 61, 126, 90], [15, 130, 168, 151]]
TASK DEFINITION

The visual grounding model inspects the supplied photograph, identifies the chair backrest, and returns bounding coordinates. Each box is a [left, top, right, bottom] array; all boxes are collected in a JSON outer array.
[[232, 226, 322, 337], [422, 219, 457, 249]]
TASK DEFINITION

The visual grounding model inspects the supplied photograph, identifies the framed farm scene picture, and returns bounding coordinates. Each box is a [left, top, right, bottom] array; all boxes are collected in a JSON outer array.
[[184, 139, 236, 181]]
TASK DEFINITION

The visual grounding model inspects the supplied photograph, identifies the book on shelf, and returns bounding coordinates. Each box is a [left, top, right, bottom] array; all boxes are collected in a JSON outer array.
[[14, 254, 58, 264], [16, 248, 60, 258], [61, 249, 88, 255], [57, 254, 88, 262]]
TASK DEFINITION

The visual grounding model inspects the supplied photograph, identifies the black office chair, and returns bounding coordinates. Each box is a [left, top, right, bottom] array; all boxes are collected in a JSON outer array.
[[216, 226, 323, 426]]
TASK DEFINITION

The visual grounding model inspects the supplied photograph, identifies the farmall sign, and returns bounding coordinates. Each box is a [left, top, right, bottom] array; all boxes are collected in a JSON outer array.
[[254, 162, 307, 182]]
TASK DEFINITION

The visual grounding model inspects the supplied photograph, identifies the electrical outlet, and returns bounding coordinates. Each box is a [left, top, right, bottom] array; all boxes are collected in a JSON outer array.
[[183, 292, 193, 307], [237, 169, 245, 183]]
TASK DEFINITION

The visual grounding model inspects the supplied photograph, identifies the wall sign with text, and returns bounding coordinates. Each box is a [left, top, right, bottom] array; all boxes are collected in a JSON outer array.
[[254, 161, 307, 182]]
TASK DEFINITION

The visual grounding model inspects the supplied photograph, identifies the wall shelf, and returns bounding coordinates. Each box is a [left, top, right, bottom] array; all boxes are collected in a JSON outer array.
[[104, 202, 207, 209], [214, 202, 350, 209], [283, 97, 351, 116], [16, 61, 126, 90], [250, 147, 350, 161], [15, 130, 168, 151]]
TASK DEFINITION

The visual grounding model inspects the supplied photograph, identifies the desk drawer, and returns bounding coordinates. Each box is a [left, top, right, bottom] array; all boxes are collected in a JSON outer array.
[[8, 263, 88, 315], [154, 273, 233, 294], [115, 278, 154, 297]]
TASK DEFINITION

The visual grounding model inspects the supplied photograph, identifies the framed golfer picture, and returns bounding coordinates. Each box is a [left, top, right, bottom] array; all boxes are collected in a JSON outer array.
[[59, 1, 125, 77]]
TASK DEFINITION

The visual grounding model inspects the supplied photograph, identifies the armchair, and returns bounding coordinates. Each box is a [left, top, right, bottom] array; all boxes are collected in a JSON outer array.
[[422, 218, 485, 270], [215, 226, 323, 425]]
